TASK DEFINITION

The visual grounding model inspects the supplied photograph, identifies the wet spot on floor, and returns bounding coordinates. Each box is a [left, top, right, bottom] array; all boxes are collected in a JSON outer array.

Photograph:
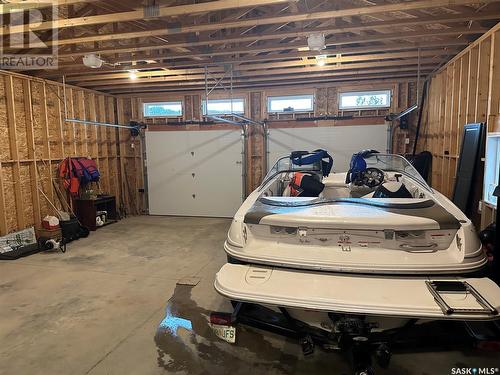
[[154, 284, 300, 374]]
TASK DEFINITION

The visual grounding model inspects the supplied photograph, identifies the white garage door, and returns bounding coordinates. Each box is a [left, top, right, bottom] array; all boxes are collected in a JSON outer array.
[[146, 129, 243, 217], [268, 125, 388, 173]]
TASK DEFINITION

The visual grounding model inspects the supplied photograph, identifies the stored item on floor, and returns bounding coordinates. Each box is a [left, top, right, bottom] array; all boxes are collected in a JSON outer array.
[[37, 237, 66, 253], [75, 195, 117, 231], [0, 227, 40, 260], [96, 216, 104, 227], [59, 211, 71, 221], [60, 216, 89, 243], [42, 215, 60, 230], [96, 210, 108, 226], [36, 227, 62, 242]]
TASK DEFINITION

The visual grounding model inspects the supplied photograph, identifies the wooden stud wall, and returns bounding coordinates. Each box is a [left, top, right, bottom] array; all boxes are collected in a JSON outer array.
[[0, 70, 143, 236], [116, 97, 145, 215], [419, 22, 500, 228]]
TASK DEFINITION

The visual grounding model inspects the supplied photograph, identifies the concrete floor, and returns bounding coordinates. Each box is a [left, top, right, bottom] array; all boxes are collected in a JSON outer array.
[[0, 216, 498, 375]]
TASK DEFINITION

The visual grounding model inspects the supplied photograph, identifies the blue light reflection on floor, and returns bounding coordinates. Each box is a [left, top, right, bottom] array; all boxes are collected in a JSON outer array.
[[158, 305, 193, 337]]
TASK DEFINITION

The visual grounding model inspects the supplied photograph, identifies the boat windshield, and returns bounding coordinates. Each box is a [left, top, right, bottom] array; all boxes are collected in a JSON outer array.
[[261, 153, 431, 192], [261, 155, 322, 188], [364, 153, 431, 191]]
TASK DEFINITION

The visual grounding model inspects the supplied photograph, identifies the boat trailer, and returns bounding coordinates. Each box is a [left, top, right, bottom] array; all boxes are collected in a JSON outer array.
[[211, 302, 500, 375]]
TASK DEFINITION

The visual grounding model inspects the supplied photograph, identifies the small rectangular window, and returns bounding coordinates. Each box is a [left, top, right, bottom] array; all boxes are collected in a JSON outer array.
[[267, 95, 314, 113], [339, 90, 391, 110], [202, 98, 245, 115], [144, 101, 183, 117]]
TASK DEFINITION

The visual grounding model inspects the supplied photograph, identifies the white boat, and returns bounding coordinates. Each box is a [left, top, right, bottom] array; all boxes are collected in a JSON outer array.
[[215, 150, 500, 323]]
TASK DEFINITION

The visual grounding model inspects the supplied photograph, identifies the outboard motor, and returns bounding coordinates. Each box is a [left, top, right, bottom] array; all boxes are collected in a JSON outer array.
[[373, 181, 413, 198]]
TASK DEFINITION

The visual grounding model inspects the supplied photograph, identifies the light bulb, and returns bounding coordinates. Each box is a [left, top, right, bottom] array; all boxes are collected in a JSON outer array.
[[316, 55, 327, 66], [128, 69, 138, 80]]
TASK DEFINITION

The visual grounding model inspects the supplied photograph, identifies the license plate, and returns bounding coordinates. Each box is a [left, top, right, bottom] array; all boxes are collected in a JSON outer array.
[[210, 324, 236, 343]]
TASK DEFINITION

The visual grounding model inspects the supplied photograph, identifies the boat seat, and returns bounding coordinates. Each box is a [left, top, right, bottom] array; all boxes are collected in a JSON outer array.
[[321, 172, 351, 199]]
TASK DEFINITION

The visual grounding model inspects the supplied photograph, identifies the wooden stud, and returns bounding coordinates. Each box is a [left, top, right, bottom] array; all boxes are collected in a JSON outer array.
[[476, 37, 492, 123], [55, 86, 65, 157], [0, 162, 8, 235], [23, 80, 42, 229], [41, 82, 55, 205], [486, 30, 500, 132], [116, 98, 130, 214], [466, 46, 479, 124], [5, 76, 26, 229]]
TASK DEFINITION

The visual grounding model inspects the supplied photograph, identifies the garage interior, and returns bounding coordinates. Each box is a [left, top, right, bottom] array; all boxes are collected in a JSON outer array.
[[1, 0, 500, 374]]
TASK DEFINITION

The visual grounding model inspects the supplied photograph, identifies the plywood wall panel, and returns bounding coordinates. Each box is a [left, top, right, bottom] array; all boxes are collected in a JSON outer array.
[[419, 22, 500, 229], [47, 85, 62, 160], [0, 70, 142, 235], [3, 166, 17, 233], [36, 161, 52, 219], [31, 82, 47, 159], [19, 164, 34, 227], [13, 78, 29, 160]]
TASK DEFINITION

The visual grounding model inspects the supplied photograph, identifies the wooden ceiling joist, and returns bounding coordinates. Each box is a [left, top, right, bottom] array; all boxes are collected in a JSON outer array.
[[0, 0, 98, 12], [10, 9, 500, 49], [105, 71, 431, 94], [7, 0, 498, 92], [63, 50, 455, 83], [36, 42, 462, 79], [100, 40, 470, 67], [79, 58, 441, 88], [55, 26, 486, 59], [0, 0, 294, 35]]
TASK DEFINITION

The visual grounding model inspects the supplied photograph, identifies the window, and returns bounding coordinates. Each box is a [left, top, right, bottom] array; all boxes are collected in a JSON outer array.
[[202, 98, 245, 115], [267, 95, 314, 113], [339, 90, 391, 110], [144, 101, 183, 117]]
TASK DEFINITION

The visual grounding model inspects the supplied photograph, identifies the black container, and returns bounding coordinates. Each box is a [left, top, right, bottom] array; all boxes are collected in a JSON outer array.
[[0, 243, 39, 260], [60, 217, 88, 242]]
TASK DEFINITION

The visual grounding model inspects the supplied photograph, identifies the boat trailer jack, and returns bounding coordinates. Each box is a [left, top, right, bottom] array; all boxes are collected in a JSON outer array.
[[211, 302, 500, 375]]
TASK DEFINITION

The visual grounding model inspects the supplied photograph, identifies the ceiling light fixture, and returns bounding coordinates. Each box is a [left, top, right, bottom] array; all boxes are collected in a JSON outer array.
[[307, 33, 326, 51], [82, 53, 104, 68]]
